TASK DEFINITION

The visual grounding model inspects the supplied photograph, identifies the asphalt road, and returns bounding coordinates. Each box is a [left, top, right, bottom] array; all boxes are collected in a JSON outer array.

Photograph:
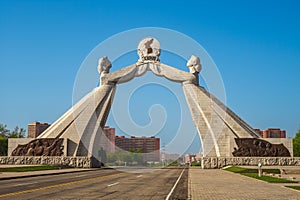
[[0, 167, 187, 200]]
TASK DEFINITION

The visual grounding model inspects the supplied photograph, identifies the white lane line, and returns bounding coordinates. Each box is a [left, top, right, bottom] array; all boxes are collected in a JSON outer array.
[[107, 182, 119, 187], [136, 175, 143, 178], [14, 182, 38, 186], [165, 168, 186, 200], [75, 174, 88, 177]]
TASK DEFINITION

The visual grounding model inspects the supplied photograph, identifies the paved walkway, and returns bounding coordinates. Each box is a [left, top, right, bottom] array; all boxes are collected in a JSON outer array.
[[189, 168, 300, 200]]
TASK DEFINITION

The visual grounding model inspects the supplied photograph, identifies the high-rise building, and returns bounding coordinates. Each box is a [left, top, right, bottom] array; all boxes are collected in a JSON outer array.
[[115, 136, 160, 162], [254, 128, 286, 138], [28, 122, 50, 138]]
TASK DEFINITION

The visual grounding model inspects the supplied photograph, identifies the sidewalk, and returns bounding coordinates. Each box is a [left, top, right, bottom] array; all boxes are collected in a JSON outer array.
[[0, 165, 97, 180], [188, 168, 300, 200]]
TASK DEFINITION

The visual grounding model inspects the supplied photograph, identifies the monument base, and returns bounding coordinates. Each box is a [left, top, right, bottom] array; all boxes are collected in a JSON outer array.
[[201, 157, 300, 169], [0, 156, 101, 168]]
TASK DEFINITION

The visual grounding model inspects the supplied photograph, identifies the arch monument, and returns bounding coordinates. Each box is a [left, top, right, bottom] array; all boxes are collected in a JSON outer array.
[[8, 37, 293, 168]]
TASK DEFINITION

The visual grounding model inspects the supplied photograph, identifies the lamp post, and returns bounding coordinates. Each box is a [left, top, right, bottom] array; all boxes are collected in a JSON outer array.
[[258, 162, 262, 177]]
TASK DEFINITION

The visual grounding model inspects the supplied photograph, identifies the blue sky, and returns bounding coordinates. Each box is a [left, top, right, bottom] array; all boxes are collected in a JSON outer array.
[[1, 0, 300, 153]]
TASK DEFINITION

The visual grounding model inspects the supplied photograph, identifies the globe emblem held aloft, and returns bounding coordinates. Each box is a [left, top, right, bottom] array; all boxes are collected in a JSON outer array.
[[137, 37, 161, 63]]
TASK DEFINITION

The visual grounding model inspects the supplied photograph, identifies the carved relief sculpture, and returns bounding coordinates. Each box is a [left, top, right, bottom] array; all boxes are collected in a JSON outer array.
[[11, 138, 64, 156], [232, 138, 291, 157]]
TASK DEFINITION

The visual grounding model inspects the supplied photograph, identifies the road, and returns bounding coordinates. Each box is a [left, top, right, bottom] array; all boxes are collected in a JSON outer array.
[[0, 167, 188, 200]]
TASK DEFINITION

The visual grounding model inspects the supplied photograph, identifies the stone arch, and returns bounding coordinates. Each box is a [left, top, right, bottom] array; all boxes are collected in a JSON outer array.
[[37, 53, 261, 158], [10, 37, 292, 167]]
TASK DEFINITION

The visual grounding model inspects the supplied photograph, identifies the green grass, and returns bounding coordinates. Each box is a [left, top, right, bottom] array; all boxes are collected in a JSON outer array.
[[0, 165, 60, 172], [285, 186, 300, 191], [242, 173, 298, 183], [190, 161, 201, 166], [224, 166, 298, 183], [224, 166, 280, 174]]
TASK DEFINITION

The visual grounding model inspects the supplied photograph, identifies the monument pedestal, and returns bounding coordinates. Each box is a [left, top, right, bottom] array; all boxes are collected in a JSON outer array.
[[201, 157, 300, 169], [0, 156, 101, 168]]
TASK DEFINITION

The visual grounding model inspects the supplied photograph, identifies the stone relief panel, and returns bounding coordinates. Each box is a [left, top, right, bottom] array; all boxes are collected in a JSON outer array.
[[232, 138, 291, 157], [11, 138, 64, 156]]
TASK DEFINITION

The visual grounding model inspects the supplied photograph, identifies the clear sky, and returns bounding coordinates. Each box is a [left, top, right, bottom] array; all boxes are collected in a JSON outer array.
[[1, 0, 300, 154]]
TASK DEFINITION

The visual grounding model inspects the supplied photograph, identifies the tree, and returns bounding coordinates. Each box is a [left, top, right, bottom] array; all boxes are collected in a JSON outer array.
[[106, 150, 144, 166], [8, 126, 25, 138], [0, 124, 9, 138], [0, 136, 8, 156], [293, 129, 300, 157], [0, 124, 26, 156]]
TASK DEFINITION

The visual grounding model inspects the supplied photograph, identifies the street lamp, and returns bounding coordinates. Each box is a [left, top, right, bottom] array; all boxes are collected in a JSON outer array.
[[258, 162, 263, 177]]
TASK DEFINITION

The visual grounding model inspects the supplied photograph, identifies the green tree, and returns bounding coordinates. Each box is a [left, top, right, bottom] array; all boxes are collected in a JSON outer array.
[[132, 152, 143, 165], [107, 153, 118, 163], [293, 129, 300, 157], [168, 160, 180, 166], [8, 126, 25, 138], [0, 124, 26, 156], [0, 124, 9, 138], [106, 150, 144, 166], [0, 136, 8, 156]]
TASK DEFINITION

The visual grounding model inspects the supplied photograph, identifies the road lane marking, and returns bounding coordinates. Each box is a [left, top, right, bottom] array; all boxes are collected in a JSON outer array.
[[136, 175, 143, 178], [14, 182, 38, 186], [107, 182, 119, 187], [75, 175, 88, 177], [0, 172, 124, 198], [165, 168, 186, 200]]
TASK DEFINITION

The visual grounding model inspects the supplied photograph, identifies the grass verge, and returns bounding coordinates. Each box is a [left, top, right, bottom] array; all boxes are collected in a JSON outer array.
[[224, 166, 280, 174], [285, 186, 300, 191], [0, 165, 60, 172], [224, 166, 298, 183], [242, 173, 298, 183]]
